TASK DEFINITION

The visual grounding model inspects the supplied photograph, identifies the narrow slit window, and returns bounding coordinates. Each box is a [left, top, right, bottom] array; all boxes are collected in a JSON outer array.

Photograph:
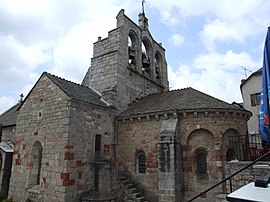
[[197, 152, 207, 174], [137, 152, 146, 173]]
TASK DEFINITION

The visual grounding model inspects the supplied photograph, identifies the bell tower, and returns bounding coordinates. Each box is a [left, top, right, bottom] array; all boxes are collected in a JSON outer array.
[[82, 9, 169, 111]]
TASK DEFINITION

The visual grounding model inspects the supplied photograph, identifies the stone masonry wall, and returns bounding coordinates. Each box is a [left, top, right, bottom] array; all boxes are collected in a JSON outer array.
[[180, 111, 249, 201], [116, 117, 161, 201], [66, 99, 115, 199], [1, 126, 16, 142], [225, 161, 270, 193], [8, 74, 116, 201], [9, 75, 71, 201], [82, 9, 168, 112]]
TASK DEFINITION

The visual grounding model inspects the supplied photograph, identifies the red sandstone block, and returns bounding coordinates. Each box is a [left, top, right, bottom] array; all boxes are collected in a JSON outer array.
[[23, 144, 26, 150], [64, 145, 73, 149], [104, 145, 111, 156], [126, 126, 132, 131], [76, 160, 84, 167], [64, 152, 74, 160], [216, 156, 222, 161], [216, 166, 223, 172], [27, 162, 33, 168], [15, 159, 21, 165], [60, 172, 70, 180], [63, 179, 75, 186], [34, 131, 38, 136]]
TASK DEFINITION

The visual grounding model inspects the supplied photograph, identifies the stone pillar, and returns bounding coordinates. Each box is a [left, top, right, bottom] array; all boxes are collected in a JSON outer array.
[[158, 119, 180, 202]]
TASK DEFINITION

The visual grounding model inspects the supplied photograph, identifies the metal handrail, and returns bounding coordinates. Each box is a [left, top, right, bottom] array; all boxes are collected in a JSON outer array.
[[187, 151, 270, 202]]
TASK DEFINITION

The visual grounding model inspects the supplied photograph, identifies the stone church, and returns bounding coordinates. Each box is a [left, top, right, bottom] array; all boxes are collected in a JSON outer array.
[[0, 9, 251, 202]]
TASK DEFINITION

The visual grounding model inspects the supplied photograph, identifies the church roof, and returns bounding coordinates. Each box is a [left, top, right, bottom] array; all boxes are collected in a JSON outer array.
[[119, 87, 247, 117], [44, 72, 109, 108], [0, 103, 21, 127], [0, 72, 110, 127]]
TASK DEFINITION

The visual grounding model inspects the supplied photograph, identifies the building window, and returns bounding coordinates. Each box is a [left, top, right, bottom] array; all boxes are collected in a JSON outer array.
[[95, 134, 102, 159], [137, 152, 146, 173], [250, 93, 261, 106], [196, 151, 207, 174], [28, 141, 43, 187]]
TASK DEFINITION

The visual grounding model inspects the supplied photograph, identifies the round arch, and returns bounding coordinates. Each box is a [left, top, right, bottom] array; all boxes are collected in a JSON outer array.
[[128, 29, 139, 67], [28, 140, 43, 188], [134, 150, 146, 174], [154, 50, 162, 82]]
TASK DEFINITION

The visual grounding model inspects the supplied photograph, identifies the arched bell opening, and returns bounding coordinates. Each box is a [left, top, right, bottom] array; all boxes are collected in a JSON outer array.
[[155, 51, 162, 83], [128, 30, 138, 68], [141, 38, 152, 77]]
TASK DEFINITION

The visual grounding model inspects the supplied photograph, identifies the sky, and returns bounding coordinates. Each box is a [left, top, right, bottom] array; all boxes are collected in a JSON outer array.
[[1, 0, 270, 114]]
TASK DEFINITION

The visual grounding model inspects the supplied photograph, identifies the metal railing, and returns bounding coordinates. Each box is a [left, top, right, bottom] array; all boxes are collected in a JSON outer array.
[[228, 134, 270, 161], [187, 151, 270, 202]]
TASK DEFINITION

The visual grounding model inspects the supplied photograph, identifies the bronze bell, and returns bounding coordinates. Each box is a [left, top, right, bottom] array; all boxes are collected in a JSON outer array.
[[129, 46, 135, 59], [142, 53, 150, 68]]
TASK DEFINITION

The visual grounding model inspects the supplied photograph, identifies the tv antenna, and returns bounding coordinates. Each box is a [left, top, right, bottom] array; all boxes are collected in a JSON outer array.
[[239, 65, 252, 78]]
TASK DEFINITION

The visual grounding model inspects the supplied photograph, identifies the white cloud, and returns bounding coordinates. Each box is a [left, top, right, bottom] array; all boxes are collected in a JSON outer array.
[[0, 0, 269, 115], [0, 96, 17, 115], [169, 50, 260, 103], [200, 20, 244, 52], [169, 34, 185, 46]]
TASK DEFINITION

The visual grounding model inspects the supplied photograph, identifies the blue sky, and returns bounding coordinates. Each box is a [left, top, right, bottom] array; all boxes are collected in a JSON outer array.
[[1, 0, 270, 114]]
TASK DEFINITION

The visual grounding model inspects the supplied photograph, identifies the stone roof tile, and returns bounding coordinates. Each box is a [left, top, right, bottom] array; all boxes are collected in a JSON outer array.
[[0, 103, 21, 127], [44, 72, 109, 108], [119, 87, 246, 117]]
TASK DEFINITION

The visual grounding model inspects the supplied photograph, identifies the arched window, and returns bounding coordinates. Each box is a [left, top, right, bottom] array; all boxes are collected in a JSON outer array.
[[137, 151, 146, 173], [28, 141, 43, 187], [196, 151, 207, 174]]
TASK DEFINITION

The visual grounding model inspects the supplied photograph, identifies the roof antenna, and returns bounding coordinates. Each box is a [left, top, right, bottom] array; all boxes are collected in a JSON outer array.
[[142, 0, 146, 14], [239, 65, 252, 78]]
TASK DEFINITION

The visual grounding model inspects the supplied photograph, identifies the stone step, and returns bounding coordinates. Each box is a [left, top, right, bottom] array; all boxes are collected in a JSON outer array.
[[127, 187, 137, 194], [132, 192, 142, 198], [135, 196, 147, 202], [126, 183, 136, 189]]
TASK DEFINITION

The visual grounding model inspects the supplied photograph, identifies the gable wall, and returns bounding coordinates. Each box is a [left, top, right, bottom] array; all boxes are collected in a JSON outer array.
[[82, 10, 168, 112], [8, 75, 71, 201]]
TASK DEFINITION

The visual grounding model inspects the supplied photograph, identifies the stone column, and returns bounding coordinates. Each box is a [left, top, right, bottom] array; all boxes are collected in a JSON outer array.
[[158, 118, 180, 202]]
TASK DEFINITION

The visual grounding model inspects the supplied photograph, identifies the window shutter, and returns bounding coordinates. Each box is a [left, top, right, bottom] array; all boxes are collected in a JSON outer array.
[[250, 94, 256, 106]]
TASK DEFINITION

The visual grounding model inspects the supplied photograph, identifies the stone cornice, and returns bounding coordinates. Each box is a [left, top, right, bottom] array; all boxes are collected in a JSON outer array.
[[117, 108, 251, 123]]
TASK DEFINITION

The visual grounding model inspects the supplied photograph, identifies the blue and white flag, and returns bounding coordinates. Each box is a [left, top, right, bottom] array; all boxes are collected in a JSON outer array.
[[259, 27, 270, 145]]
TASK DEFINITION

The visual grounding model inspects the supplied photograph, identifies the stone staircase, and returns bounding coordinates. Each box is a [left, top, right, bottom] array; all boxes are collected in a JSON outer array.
[[119, 172, 149, 202]]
